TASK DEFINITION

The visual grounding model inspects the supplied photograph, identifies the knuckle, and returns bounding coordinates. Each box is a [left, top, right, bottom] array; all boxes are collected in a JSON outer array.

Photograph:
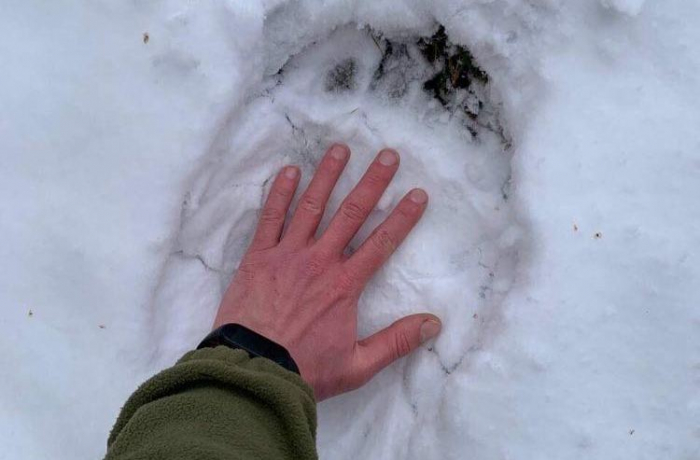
[[395, 202, 416, 220], [392, 332, 413, 359], [370, 229, 398, 253], [260, 206, 284, 224], [340, 201, 368, 222], [302, 254, 327, 277], [336, 270, 359, 292], [364, 171, 385, 187], [299, 195, 324, 216], [271, 185, 292, 200]]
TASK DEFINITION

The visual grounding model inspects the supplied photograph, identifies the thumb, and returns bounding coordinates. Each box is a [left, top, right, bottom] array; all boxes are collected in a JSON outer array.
[[354, 313, 441, 383]]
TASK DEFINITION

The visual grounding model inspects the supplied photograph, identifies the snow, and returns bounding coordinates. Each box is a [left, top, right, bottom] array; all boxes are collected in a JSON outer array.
[[600, 0, 646, 17], [1, 1, 699, 459]]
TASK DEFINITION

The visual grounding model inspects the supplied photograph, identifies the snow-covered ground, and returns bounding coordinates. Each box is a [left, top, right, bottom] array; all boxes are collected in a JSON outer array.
[[1, 1, 698, 459]]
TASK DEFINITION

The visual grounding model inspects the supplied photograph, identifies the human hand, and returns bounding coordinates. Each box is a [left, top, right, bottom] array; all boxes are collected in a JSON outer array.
[[213, 144, 441, 401]]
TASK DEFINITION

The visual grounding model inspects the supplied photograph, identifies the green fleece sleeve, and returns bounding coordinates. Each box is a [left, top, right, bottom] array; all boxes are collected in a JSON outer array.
[[105, 346, 318, 460]]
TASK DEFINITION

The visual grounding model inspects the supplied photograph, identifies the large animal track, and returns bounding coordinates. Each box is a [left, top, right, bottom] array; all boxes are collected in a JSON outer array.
[[150, 24, 523, 459]]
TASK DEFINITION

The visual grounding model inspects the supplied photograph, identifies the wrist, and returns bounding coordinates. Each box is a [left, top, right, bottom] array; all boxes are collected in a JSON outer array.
[[198, 323, 300, 375]]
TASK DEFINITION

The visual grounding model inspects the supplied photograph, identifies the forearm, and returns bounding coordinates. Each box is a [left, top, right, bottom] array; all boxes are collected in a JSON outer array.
[[106, 346, 317, 460]]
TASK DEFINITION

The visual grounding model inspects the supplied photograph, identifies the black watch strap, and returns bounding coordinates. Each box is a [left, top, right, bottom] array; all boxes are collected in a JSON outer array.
[[197, 323, 300, 375]]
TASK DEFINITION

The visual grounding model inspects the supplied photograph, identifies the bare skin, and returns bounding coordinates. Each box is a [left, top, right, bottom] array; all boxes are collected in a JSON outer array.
[[214, 144, 441, 401]]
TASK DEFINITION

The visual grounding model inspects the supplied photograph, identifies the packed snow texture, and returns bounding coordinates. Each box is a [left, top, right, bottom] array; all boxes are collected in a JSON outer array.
[[1, 1, 699, 459]]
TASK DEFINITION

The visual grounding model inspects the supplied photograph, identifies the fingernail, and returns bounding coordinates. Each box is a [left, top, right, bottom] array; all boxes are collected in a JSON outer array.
[[420, 319, 441, 343], [284, 166, 298, 179], [378, 149, 398, 166], [409, 188, 428, 204], [330, 144, 349, 161]]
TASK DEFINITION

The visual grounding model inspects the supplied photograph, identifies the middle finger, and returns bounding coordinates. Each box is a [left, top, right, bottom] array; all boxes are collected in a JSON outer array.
[[317, 148, 400, 254]]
